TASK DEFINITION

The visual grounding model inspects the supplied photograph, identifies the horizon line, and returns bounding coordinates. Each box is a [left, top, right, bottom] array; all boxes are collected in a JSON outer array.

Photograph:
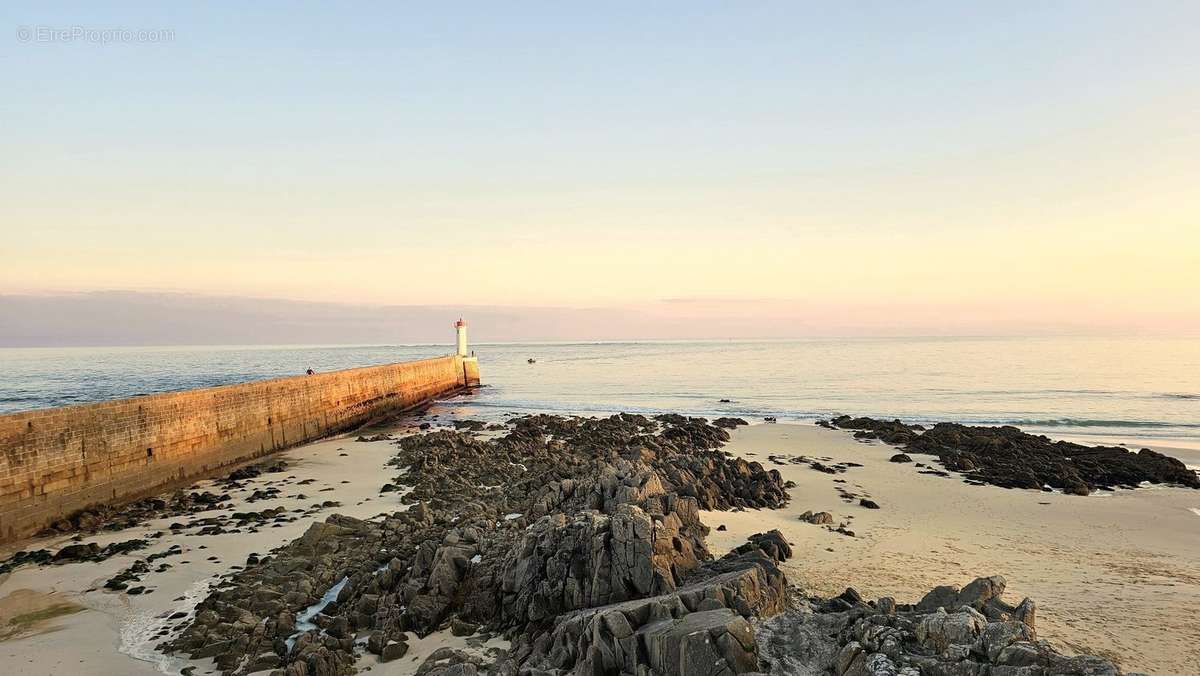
[[3, 333, 1198, 351]]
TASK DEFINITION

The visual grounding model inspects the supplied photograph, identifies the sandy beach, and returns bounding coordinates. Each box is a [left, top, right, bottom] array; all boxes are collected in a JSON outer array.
[[0, 426, 450, 676], [2, 415, 1197, 675], [703, 423, 1200, 675]]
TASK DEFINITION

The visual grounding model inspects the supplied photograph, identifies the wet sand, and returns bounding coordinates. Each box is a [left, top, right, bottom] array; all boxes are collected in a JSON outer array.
[[702, 423, 1200, 675], [0, 431, 419, 675]]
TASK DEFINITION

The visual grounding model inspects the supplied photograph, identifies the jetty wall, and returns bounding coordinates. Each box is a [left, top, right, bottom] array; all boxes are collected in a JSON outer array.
[[0, 354, 477, 543]]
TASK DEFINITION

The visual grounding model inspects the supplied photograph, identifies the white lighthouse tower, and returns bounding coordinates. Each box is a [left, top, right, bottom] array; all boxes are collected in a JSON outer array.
[[454, 318, 480, 387], [454, 318, 469, 357]]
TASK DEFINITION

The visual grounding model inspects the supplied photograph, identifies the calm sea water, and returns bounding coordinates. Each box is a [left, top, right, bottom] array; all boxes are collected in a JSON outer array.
[[1, 338, 1198, 450]]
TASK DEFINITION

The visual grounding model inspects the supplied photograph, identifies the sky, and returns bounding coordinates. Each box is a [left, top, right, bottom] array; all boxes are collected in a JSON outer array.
[[2, 2, 1198, 344]]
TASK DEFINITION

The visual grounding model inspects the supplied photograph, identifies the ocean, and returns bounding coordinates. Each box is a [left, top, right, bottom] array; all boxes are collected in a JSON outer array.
[[1, 337, 1198, 451]]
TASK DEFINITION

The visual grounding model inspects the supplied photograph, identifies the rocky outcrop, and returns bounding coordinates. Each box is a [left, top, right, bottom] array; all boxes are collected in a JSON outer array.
[[161, 414, 790, 675], [156, 413, 1134, 676], [0, 538, 151, 574], [513, 530, 791, 675], [499, 502, 706, 626], [36, 489, 233, 536], [759, 575, 1122, 676], [827, 416, 1200, 494], [828, 417, 923, 445]]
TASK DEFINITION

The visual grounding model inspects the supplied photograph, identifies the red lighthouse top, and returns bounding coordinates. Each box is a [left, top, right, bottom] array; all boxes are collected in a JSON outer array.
[[455, 318, 467, 328]]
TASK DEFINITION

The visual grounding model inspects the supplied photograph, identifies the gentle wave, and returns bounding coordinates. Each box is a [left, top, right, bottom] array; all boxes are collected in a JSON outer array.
[[924, 389, 1200, 401], [118, 577, 215, 675], [985, 418, 1200, 430], [6, 339, 1197, 448], [457, 397, 1199, 437]]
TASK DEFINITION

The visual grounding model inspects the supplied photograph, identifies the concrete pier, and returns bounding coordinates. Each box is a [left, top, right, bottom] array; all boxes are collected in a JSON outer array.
[[0, 351, 480, 543]]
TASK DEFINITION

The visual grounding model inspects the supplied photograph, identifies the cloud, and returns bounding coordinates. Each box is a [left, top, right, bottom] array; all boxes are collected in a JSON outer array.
[[658, 296, 778, 305], [0, 290, 1193, 347]]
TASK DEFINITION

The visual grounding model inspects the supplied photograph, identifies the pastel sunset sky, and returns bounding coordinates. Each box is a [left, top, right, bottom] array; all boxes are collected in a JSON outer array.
[[2, 2, 1198, 342]]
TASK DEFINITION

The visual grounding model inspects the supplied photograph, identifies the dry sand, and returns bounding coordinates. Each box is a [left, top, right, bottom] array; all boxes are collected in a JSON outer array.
[[702, 423, 1200, 675]]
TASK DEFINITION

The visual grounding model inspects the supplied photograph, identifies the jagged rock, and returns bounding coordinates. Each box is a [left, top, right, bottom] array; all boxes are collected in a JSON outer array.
[[915, 607, 986, 653], [522, 541, 789, 675], [828, 416, 1200, 493], [979, 621, 1034, 662], [733, 530, 792, 563], [800, 510, 835, 525], [498, 502, 702, 625], [641, 609, 758, 675], [759, 576, 1119, 676], [844, 651, 905, 676]]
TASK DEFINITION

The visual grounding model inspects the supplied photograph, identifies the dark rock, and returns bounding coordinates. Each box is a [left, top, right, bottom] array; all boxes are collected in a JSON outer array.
[[828, 415, 1200, 493], [641, 609, 758, 675], [380, 640, 409, 662], [759, 575, 1118, 676], [52, 543, 101, 562], [799, 510, 834, 525], [449, 618, 477, 636]]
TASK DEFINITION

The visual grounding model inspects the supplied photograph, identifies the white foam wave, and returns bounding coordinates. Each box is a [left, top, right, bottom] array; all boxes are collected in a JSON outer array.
[[118, 577, 216, 675]]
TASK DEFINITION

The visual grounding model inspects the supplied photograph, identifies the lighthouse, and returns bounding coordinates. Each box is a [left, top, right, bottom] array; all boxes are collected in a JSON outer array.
[[455, 318, 480, 387], [455, 318, 469, 357]]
